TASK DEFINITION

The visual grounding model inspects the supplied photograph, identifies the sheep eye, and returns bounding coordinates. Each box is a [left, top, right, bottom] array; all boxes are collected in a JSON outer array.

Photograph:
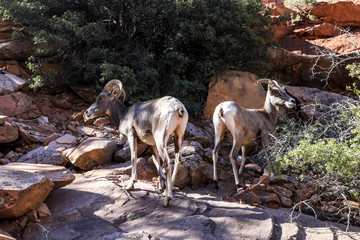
[[272, 89, 281, 96]]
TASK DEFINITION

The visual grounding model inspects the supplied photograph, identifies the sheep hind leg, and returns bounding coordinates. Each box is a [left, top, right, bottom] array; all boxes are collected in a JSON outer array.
[[212, 119, 226, 189], [229, 139, 242, 188], [239, 146, 246, 175], [150, 146, 165, 191], [156, 137, 173, 207], [171, 134, 182, 190], [126, 134, 137, 190]]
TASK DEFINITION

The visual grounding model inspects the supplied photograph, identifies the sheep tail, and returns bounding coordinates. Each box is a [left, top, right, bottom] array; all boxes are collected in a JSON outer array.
[[218, 107, 226, 122], [177, 105, 184, 117]]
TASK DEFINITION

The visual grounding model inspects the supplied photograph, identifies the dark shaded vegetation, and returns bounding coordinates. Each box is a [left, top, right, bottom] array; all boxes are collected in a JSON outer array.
[[0, 0, 273, 113]]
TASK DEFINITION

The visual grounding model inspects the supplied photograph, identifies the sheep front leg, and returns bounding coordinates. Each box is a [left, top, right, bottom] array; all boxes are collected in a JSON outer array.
[[261, 132, 274, 177], [126, 134, 137, 190]]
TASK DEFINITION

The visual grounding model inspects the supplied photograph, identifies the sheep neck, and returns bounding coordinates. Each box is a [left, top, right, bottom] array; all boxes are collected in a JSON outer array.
[[108, 100, 126, 128], [263, 91, 279, 126]]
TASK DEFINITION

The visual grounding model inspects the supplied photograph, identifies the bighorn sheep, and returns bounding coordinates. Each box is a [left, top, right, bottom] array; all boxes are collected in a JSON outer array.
[[212, 79, 296, 188], [85, 79, 189, 206]]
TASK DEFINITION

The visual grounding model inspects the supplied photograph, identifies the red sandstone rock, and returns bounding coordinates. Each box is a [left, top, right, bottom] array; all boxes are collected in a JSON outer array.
[[311, 1, 360, 27], [204, 71, 266, 117]]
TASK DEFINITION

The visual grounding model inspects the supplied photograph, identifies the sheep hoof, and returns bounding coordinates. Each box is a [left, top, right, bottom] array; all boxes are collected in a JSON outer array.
[[163, 196, 172, 207], [214, 181, 219, 189], [125, 181, 135, 191]]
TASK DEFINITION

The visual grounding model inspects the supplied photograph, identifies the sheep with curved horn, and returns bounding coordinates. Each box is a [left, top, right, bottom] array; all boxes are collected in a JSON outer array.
[[212, 78, 296, 188], [86, 79, 189, 206]]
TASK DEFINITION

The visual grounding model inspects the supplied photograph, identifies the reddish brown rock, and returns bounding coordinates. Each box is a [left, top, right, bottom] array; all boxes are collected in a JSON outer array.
[[0, 117, 18, 143], [113, 143, 148, 163], [311, 1, 360, 27], [237, 190, 262, 206], [0, 92, 33, 117], [69, 137, 117, 170], [0, 169, 54, 219], [43, 133, 60, 146], [0, 229, 15, 240], [258, 191, 281, 207], [294, 23, 340, 39], [36, 203, 51, 217], [258, 175, 271, 186], [204, 71, 266, 117], [93, 117, 110, 127], [281, 196, 293, 208], [244, 163, 263, 173], [48, 134, 77, 150], [70, 85, 96, 103], [266, 3, 296, 41], [0, 40, 33, 60], [296, 187, 315, 201], [2, 64, 29, 77], [18, 126, 43, 144], [0, 163, 75, 190]]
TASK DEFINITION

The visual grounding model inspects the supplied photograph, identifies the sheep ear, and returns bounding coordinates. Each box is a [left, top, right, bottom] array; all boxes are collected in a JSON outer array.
[[111, 87, 120, 97]]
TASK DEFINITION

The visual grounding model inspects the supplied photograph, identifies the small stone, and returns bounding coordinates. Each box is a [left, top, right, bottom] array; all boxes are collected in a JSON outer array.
[[36, 203, 51, 217], [281, 197, 293, 208], [26, 209, 39, 222]]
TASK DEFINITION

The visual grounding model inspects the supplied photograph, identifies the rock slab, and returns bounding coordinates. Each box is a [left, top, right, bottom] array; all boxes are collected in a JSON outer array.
[[0, 163, 75, 190], [0, 169, 53, 219], [69, 137, 117, 170]]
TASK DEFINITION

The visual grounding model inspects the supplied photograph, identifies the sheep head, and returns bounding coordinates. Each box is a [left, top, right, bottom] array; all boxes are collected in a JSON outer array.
[[85, 79, 126, 119], [257, 78, 296, 109]]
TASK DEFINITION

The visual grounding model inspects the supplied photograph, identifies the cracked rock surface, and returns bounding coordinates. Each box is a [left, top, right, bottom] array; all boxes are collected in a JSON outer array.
[[22, 170, 360, 240]]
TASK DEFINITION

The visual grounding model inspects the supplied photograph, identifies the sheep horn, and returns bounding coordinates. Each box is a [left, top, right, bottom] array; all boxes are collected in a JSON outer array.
[[257, 78, 274, 85], [103, 79, 125, 101]]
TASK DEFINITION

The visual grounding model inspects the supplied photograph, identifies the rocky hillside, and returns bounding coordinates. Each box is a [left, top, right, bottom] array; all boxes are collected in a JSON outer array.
[[1, 2, 360, 239], [267, 1, 360, 92]]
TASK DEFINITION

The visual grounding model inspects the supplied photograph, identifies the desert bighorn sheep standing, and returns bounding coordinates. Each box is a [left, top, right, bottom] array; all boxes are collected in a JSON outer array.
[[212, 79, 296, 188], [85, 79, 189, 206]]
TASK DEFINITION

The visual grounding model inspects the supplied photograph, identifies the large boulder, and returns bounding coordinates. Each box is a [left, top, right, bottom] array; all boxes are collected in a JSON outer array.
[[0, 40, 33, 61], [68, 137, 118, 170], [0, 169, 53, 219], [268, 47, 357, 90], [0, 116, 18, 143], [204, 71, 266, 117], [0, 163, 75, 190], [18, 146, 68, 166], [285, 86, 355, 120], [0, 92, 33, 117], [311, 1, 360, 28]]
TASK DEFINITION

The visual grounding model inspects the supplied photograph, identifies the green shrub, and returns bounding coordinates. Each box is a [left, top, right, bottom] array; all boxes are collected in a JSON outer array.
[[0, 0, 272, 113], [267, 100, 360, 199]]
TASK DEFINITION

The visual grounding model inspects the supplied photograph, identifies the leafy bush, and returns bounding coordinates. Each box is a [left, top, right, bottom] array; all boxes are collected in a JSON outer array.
[[266, 100, 360, 199], [0, 0, 273, 113]]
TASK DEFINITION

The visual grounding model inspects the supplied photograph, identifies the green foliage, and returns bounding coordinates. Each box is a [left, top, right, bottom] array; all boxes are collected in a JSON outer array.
[[268, 101, 360, 199], [0, 0, 273, 113], [346, 63, 360, 80]]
